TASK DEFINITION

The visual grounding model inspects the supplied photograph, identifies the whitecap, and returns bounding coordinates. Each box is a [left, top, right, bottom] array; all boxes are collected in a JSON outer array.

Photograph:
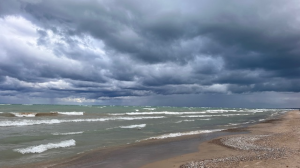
[[206, 109, 237, 113], [143, 108, 156, 110], [14, 139, 76, 154], [143, 129, 224, 140], [175, 120, 195, 123], [180, 115, 213, 118], [0, 116, 165, 127], [119, 124, 146, 129], [120, 111, 207, 115], [57, 112, 85, 115], [10, 112, 37, 117], [180, 113, 249, 118], [52, 131, 83, 135]]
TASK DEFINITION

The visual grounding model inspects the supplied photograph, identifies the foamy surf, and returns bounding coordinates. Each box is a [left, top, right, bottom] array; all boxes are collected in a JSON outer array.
[[120, 124, 146, 129], [206, 109, 237, 112], [143, 108, 156, 110], [180, 113, 250, 118], [14, 139, 76, 154], [110, 111, 208, 115], [10, 112, 37, 117], [0, 116, 165, 127], [57, 112, 85, 115], [52, 132, 83, 135], [142, 129, 224, 140], [175, 119, 195, 123], [8, 112, 59, 117]]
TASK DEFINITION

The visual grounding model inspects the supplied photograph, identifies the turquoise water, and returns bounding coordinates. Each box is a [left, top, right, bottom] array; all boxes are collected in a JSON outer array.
[[0, 104, 289, 167]]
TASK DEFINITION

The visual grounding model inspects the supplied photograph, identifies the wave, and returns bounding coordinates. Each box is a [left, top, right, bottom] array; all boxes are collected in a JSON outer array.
[[143, 108, 156, 110], [175, 119, 195, 123], [110, 111, 208, 116], [119, 124, 146, 129], [175, 118, 212, 123], [206, 109, 237, 112], [180, 113, 250, 118], [7, 112, 58, 117], [10, 112, 37, 117], [57, 112, 85, 115], [52, 132, 83, 135], [251, 109, 271, 113], [7, 112, 85, 117], [181, 115, 213, 118], [14, 139, 76, 154], [0, 116, 165, 127], [110, 110, 252, 116], [142, 129, 224, 140]]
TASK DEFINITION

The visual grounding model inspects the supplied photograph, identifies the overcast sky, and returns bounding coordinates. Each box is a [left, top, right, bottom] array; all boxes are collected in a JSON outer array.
[[0, 0, 300, 108]]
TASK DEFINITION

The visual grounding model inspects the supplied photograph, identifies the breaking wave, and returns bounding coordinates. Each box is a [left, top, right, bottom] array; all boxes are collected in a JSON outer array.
[[10, 112, 37, 117], [143, 108, 156, 110], [110, 111, 208, 115], [0, 116, 165, 127], [52, 131, 83, 135], [57, 112, 85, 115], [7, 111, 84, 117], [142, 129, 224, 140], [206, 110, 237, 112], [119, 124, 146, 129], [109, 110, 255, 116], [180, 113, 250, 118], [175, 120, 195, 123], [14, 139, 76, 154]]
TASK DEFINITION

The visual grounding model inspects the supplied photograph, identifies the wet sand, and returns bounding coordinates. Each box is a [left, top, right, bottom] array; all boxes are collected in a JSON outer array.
[[142, 110, 300, 168]]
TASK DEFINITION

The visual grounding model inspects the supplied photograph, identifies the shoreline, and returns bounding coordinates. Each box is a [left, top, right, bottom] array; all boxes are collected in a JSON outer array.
[[11, 130, 244, 168], [142, 110, 300, 168], [5, 111, 291, 168], [7, 126, 248, 168]]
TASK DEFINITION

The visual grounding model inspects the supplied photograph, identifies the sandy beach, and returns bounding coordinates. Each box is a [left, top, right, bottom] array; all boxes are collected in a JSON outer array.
[[142, 110, 300, 168]]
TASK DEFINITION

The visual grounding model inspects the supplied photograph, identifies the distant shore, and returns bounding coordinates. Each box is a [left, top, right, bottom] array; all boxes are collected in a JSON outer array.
[[142, 110, 300, 168]]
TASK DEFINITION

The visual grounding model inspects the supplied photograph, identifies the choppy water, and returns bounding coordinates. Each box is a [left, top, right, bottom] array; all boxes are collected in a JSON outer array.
[[0, 104, 289, 167]]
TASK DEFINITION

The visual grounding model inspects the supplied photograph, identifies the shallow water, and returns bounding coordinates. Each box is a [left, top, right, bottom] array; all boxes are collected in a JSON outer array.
[[0, 104, 289, 167]]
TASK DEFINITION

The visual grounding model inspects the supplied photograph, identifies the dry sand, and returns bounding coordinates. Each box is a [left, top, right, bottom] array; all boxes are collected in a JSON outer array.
[[141, 110, 300, 168]]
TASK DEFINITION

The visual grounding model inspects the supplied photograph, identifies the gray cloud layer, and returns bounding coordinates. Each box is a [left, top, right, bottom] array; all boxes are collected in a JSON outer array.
[[0, 0, 300, 107]]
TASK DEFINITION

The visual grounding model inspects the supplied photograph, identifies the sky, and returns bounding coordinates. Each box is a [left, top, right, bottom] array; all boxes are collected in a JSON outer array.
[[0, 0, 300, 108]]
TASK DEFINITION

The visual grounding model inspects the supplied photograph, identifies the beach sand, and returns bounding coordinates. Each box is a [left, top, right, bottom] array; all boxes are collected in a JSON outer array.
[[142, 110, 300, 168]]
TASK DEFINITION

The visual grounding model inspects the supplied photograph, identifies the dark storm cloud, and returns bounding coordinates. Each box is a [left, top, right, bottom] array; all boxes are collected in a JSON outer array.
[[0, 0, 300, 106]]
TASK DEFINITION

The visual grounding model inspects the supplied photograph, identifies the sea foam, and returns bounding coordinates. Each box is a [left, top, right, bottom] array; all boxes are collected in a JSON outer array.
[[143, 108, 156, 110], [120, 124, 146, 129], [110, 111, 208, 115], [14, 139, 76, 154], [143, 129, 224, 140], [52, 132, 83, 135], [10, 112, 37, 117], [206, 109, 237, 112], [57, 112, 85, 115], [0, 116, 165, 127]]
